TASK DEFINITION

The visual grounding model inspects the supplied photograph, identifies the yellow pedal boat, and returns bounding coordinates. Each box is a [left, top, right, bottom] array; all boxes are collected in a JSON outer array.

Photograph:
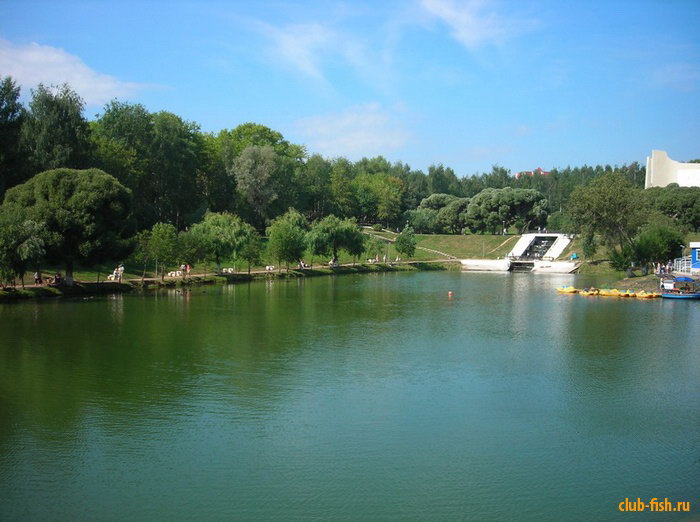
[[557, 286, 579, 294], [579, 289, 599, 296], [636, 291, 661, 299], [598, 288, 620, 297], [619, 290, 636, 298]]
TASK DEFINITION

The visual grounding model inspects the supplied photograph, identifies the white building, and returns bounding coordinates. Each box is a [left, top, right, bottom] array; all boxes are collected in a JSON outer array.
[[645, 150, 700, 188]]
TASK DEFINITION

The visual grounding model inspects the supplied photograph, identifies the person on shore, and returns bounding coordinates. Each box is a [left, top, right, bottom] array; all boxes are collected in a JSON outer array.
[[54, 273, 62, 285], [34, 271, 43, 285], [186, 264, 191, 277]]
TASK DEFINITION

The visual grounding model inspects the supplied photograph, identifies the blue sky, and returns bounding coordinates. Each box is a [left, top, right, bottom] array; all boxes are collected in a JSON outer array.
[[2, 0, 699, 175]]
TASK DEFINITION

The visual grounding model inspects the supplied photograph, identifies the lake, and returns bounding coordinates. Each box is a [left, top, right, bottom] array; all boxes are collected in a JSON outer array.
[[1, 272, 698, 520]]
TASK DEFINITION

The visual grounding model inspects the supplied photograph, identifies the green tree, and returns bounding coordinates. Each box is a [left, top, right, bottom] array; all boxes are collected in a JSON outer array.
[[149, 111, 205, 229], [233, 145, 291, 229], [4, 168, 132, 284], [437, 197, 470, 234], [394, 226, 417, 259], [466, 187, 547, 234], [642, 185, 700, 231], [0, 205, 46, 288], [177, 229, 205, 269], [567, 172, 646, 253], [345, 226, 365, 264], [197, 132, 236, 213], [129, 229, 151, 282], [405, 207, 439, 233], [364, 234, 385, 261], [20, 83, 92, 173], [148, 223, 178, 281], [427, 164, 460, 195], [238, 224, 263, 274], [219, 122, 305, 163], [329, 158, 357, 217], [188, 212, 246, 271], [266, 209, 308, 271], [0, 76, 26, 197], [298, 154, 332, 218], [91, 101, 155, 228], [306, 215, 363, 262], [632, 221, 685, 272]]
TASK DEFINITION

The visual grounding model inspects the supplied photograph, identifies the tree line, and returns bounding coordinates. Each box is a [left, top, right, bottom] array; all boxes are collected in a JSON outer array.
[[2, 76, 665, 234], [1, 76, 699, 281], [0, 166, 418, 286]]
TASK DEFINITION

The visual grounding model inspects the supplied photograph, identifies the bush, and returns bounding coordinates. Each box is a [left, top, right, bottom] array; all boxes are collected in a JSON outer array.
[[609, 247, 632, 272], [372, 223, 384, 231]]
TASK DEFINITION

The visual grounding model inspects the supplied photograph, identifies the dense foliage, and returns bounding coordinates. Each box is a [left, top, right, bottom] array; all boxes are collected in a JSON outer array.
[[3, 168, 132, 282], [0, 76, 697, 281]]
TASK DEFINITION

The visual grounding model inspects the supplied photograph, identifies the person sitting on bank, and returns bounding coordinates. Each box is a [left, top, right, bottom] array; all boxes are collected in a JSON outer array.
[[54, 272, 62, 285], [34, 271, 43, 285]]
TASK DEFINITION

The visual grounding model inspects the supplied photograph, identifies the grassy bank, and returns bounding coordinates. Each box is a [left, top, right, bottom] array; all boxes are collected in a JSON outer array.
[[0, 281, 133, 302], [613, 274, 662, 292], [0, 262, 454, 302]]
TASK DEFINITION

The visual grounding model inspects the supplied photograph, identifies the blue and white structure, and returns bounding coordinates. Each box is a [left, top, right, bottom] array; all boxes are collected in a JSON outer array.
[[673, 242, 700, 274]]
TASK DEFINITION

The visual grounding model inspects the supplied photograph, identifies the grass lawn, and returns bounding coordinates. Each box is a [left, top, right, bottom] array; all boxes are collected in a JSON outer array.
[[415, 234, 518, 259], [27, 230, 696, 285]]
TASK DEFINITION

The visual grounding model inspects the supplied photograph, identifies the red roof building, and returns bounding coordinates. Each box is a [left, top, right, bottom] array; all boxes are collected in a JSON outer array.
[[515, 167, 550, 179]]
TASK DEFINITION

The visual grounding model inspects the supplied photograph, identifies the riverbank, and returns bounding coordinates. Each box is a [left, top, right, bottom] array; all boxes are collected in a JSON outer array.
[[0, 261, 456, 302], [612, 274, 663, 292]]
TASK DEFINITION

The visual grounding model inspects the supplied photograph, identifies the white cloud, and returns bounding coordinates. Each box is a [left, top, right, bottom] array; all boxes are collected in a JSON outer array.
[[259, 23, 335, 82], [419, 0, 535, 49], [0, 37, 143, 105], [296, 103, 409, 158], [255, 20, 391, 89]]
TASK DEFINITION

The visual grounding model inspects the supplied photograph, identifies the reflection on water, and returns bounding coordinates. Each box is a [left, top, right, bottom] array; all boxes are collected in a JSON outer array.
[[0, 272, 698, 521]]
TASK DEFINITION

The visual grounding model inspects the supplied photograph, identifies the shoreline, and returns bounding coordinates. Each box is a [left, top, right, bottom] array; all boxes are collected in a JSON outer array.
[[0, 261, 456, 303]]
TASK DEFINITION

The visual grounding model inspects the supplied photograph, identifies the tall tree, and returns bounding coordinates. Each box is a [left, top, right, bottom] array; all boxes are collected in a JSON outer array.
[[20, 83, 92, 173], [329, 157, 356, 218], [0, 76, 26, 197], [219, 122, 304, 163], [188, 212, 247, 271], [297, 154, 332, 218], [306, 215, 362, 261], [91, 101, 155, 228], [567, 172, 646, 252], [149, 111, 205, 228], [266, 209, 308, 271], [148, 223, 178, 281], [394, 226, 417, 259], [427, 164, 460, 195], [233, 145, 290, 229], [4, 168, 132, 284], [238, 223, 263, 274], [0, 205, 46, 288]]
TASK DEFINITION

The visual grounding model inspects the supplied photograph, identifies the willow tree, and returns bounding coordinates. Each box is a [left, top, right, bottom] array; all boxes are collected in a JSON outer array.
[[4, 168, 132, 284]]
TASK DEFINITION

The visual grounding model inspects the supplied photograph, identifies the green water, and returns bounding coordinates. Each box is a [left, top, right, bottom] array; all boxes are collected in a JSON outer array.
[[1, 272, 698, 521]]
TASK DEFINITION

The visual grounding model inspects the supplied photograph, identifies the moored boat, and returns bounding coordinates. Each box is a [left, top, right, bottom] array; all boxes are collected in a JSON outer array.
[[557, 286, 579, 294], [661, 277, 700, 300]]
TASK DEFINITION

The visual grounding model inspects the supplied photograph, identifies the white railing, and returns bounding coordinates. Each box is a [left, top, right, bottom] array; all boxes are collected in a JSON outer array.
[[674, 256, 691, 273]]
